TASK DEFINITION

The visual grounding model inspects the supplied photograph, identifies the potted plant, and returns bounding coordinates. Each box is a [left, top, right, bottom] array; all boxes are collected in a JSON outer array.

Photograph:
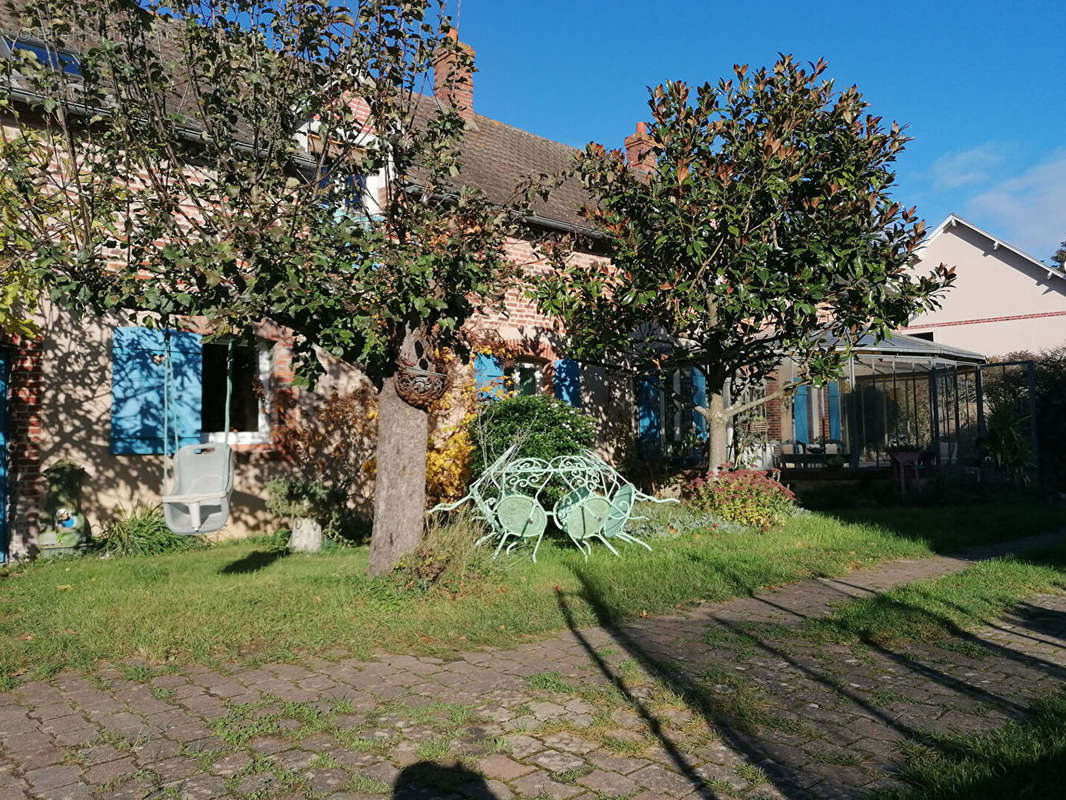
[[266, 478, 339, 553]]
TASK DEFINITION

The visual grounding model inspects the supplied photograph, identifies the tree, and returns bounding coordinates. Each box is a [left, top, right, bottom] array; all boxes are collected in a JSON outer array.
[[534, 58, 955, 471], [3, 0, 551, 572], [1052, 240, 1066, 271]]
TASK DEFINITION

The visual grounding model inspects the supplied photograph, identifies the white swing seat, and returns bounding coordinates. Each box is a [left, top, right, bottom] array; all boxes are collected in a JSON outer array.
[[162, 443, 234, 535]]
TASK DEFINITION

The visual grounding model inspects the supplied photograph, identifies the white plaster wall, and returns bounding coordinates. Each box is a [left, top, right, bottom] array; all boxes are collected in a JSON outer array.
[[907, 223, 1066, 356]]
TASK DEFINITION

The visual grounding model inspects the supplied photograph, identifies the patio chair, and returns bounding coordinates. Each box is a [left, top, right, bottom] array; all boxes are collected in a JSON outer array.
[[553, 486, 616, 557]]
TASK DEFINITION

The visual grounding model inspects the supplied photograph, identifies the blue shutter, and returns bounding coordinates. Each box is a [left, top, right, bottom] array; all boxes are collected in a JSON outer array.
[[636, 375, 662, 456], [691, 367, 708, 441], [0, 349, 9, 563], [793, 384, 810, 444], [827, 381, 841, 440], [473, 353, 504, 402], [110, 327, 203, 455], [554, 359, 581, 407]]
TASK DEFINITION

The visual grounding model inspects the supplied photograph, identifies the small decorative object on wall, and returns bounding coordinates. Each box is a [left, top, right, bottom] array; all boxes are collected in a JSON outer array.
[[396, 357, 449, 409], [39, 459, 91, 557]]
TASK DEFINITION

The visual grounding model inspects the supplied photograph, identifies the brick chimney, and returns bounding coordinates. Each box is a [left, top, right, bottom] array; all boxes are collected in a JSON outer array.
[[624, 121, 656, 173], [434, 29, 475, 121]]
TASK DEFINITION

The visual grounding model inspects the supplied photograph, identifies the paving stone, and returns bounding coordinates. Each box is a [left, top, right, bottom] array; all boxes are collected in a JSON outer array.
[[306, 767, 350, 793], [531, 748, 587, 773], [84, 756, 137, 785], [24, 763, 83, 792], [476, 754, 534, 781], [576, 768, 639, 795], [630, 764, 698, 796], [510, 769, 583, 800]]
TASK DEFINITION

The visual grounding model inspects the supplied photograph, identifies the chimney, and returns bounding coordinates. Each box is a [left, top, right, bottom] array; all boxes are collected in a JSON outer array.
[[624, 121, 656, 173], [434, 29, 475, 121]]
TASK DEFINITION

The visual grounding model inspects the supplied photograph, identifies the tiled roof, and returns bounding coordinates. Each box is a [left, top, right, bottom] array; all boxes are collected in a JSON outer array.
[[0, 1, 594, 233]]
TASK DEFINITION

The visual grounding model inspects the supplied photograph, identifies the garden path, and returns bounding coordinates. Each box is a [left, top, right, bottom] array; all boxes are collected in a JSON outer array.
[[1, 528, 1064, 800]]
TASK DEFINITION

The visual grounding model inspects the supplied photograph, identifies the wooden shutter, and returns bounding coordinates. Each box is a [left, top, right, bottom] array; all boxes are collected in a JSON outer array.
[[691, 367, 707, 440], [636, 375, 662, 456], [110, 327, 203, 455], [793, 384, 810, 444], [473, 353, 504, 402], [554, 359, 581, 407]]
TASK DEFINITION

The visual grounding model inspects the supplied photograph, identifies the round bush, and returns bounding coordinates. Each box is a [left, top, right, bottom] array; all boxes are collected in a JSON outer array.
[[470, 394, 597, 474]]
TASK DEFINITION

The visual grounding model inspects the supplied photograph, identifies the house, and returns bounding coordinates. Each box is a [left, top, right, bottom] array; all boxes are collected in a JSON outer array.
[[903, 214, 1066, 357], [0, 10, 641, 560]]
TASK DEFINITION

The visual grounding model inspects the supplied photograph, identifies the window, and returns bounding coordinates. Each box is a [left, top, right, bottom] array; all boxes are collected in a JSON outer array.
[[202, 341, 272, 445], [911, 331, 935, 342], [506, 360, 544, 396], [1, 35, 82, 77], [110, 327, 275, 455]]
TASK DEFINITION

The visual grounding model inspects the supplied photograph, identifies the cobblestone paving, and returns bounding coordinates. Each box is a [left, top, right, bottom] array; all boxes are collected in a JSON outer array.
[[1, 530, 1063, 800]]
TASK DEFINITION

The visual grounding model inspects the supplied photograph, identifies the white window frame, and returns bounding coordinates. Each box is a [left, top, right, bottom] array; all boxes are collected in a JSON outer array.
[[204, 341, 273, 446], [505, 359, 547, 396]]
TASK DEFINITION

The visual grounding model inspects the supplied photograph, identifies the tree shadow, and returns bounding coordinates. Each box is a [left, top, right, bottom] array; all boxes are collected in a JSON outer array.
[[219, 548, 288, 574], [564, 549, 1066, 799], [394, 761, 497, 799]]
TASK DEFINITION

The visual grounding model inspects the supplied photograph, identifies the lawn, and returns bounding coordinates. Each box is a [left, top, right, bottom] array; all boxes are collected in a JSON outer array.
[[0, 499, 1062, 688]]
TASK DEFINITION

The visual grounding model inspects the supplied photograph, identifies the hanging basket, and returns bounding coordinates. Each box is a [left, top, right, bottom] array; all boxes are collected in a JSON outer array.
[[395, 360, 449, 409]]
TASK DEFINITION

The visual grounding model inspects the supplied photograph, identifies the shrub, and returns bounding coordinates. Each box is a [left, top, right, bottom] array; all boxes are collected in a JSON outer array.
[[98, 505, 199, 556], [470, 394, 597, 474], [392, 512, 500, 596], [683, 470, 796, 531]]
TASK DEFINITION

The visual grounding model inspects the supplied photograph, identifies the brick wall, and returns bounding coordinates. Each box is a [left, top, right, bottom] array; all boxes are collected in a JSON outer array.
[[3, 333, 44, 556]]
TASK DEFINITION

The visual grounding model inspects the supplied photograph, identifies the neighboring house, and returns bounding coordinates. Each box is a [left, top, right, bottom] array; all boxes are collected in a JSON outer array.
[[0, 12, 642, 560], [904, 214, 1066, 357]]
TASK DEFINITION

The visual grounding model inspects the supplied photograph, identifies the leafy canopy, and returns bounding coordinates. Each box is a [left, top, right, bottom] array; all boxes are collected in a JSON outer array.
[[535, 57, 954, 394], [3, 0, 547, 379]]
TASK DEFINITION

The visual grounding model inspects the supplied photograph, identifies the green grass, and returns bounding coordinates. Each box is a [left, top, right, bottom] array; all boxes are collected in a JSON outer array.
[[808, 546, 1066, 647], [879, 689, 1066, 799], [0, 500, 1061, 686]]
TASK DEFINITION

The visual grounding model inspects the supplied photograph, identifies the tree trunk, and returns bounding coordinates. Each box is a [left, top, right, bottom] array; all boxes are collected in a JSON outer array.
[[368, 373, 429, 576], [706, 391, 729, 476]]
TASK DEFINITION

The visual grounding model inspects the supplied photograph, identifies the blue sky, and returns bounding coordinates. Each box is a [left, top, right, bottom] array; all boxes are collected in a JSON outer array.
[[453, 0, 1066, 261]]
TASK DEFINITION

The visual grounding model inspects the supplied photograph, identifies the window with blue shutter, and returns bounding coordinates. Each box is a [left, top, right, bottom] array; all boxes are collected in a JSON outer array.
[[473, 353, 504, 402], [554, 359, 581, 407], [793, 384, 810, 444], [110, 327, 203, 455], [0, 348, 9, 563], [636, 374, 662, 457], [691, 367, 707, 440]]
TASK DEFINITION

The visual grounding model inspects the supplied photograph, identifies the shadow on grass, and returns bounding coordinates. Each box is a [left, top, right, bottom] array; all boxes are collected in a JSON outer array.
[[219, 548, 288, 575], [394, 762, 495, 798], [564, 544, 1066, 798], [820, 499, 1066, 554]]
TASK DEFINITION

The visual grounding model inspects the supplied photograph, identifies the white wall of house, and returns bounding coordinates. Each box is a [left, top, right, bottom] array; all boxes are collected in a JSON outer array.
[[905, 216, 1066, 357]]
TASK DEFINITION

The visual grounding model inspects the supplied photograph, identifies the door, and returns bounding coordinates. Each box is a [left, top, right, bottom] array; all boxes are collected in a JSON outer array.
[[0, 349, 9, 563]]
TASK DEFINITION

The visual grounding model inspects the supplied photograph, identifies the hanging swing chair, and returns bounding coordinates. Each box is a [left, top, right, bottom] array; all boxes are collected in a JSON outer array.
[[160, 334, 235, 535]]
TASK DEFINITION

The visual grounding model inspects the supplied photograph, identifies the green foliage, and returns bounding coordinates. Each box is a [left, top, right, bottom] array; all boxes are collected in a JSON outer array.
[[470, 394, 597, 474], [392, 512, 501, 595], [98, 505, 198, 557], [985, 397, 1031, 484], [683, 470, 796, 530], [534, 56, 954, 425]]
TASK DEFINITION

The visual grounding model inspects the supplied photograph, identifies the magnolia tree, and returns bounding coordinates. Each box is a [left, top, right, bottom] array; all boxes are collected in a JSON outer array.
[[2, 0, 554, 572], [535, 58, 955, 470]]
